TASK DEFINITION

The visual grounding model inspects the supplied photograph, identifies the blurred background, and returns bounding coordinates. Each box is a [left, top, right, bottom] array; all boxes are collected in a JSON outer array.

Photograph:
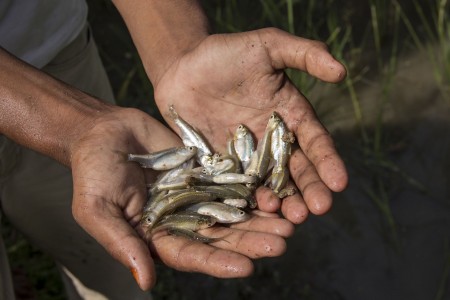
[[2, 0, 449, 299]]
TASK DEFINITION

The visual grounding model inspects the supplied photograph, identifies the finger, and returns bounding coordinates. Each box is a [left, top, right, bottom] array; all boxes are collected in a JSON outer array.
[[228, 213, 295, 237], [200, 226, 287, 259], [150, 234, 254, 278], [278, 181, 310, 224], [254, 186, 281, 213], [72, 194, 156, 291], [125, 108, 183, 152], [260, 27, 346, 83], [289, 147, 334, 215], [277, 90, 348, 192]]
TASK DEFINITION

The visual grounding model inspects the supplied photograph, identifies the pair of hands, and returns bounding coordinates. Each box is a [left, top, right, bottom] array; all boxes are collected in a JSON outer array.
[[70, 28, 347, 290]]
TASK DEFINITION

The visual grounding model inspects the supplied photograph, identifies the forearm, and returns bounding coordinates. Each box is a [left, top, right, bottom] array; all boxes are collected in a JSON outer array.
[[111, 0, 210, 86], [0, 48, 113, 166]]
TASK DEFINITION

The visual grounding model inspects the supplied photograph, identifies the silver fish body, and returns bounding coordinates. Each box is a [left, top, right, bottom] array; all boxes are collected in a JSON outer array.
[[221, 198, 248, 208], [223, 183, 256, 208], [245, 112, 281, 181], [203, 155, 236, 175], [186, 201, 250, 223], [141, 190, 216, 229], [233, 124, 254, 170], [168, 105, 213, 165], [271, 119, 295, 173], [152, 211, 216, 233], [265, 167, 289, 194], [151, 212, 218, 243], [212, 173, 258, 184], [128, 146, 197, 170]]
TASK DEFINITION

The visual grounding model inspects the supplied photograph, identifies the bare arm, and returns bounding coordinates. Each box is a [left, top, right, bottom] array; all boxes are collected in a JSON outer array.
[[0, 47, 111, 165], [111, 0, 210, 86], [0, 47, 292, 290]]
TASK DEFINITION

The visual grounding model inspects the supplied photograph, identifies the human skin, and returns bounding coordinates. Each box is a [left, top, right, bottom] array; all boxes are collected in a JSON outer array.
[[0, 48, 293, 291], [112, 1, 348, 222], [0, 0, 349, 292]]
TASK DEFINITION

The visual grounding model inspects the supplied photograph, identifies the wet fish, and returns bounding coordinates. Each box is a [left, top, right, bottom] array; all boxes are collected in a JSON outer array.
[[203, 155, 237, 175], [191, 185, 246, 200], [233, 124, 254, 170], [271, 116, 295, 173], [265, 167, 290, 194], [186, 201, 250, 223], [221, 198, 248, 208], [245, 112, 281, 181], [212, 173, 258, 184], [168, 105, 213, 166], [223, 183, 256, 208], [141, 190, 216, 229], [152, 211, 216, 233], [128, 146, 197, 170], [151, 212, 219, 243]]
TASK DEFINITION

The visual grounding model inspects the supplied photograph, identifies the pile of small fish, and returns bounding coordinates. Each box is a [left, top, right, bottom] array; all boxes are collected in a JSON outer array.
[[127, 106, 296, 243]]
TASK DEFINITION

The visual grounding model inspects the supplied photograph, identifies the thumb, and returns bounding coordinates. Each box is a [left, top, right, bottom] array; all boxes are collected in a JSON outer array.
[[72, 194, 156, 291], [260, 28, 346, 83]]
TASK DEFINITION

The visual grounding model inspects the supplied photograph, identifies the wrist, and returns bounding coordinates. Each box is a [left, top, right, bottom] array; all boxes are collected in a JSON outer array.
[[112, 0, 210, 86]]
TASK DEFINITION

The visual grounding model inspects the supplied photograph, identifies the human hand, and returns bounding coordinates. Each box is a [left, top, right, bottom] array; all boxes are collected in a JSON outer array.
[[70, 107, 293, 290], [152, 28, 348, 224]]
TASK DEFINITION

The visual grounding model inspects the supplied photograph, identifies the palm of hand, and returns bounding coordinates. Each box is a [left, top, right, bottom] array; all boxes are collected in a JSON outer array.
[[155, 31, 290, 150], [69, 108, 292, 290], [154, 29, 348, 221]]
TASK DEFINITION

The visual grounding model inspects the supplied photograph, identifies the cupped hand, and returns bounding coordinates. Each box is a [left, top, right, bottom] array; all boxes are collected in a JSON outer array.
[[153, 28, 349, 223], [70, 107, 293, 291]]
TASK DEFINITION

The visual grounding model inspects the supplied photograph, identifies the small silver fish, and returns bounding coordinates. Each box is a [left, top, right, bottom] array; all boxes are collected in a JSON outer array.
[[128, 146, 197, 170], [271, 117, 295, 173], [152, 211, 216, 233], [186, 201, 250, 223], [168, 105, 213, 166], [151, 212, 219, 243], [223, 184, 256, 208], [245, 112, 281, 181], [141, 190, 216, 229], [233, 124, 255, 170], [203, 155, 236, 175], [212, 173, 258, 184], [221, 198, 248, 208], [265, 167, 290, 194]]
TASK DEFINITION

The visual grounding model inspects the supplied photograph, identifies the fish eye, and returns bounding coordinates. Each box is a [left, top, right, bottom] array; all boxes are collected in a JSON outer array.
[[188, 146, 195, 151], [238, 124, 244, 129], [239, 211, 245, 215]]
